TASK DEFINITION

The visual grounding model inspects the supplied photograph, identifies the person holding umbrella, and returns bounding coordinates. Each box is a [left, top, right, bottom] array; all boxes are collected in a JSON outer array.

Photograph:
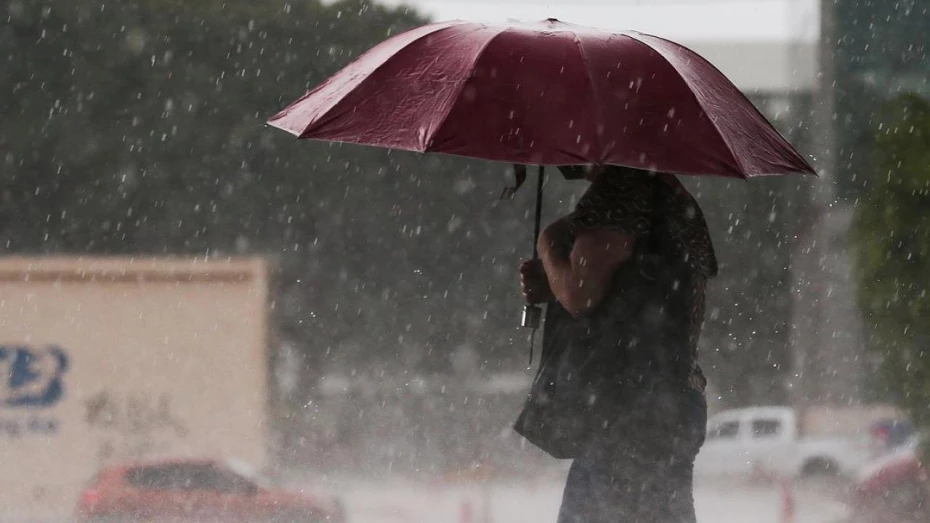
[[267, 17, 815, 523], [519, 164, 716, 522]]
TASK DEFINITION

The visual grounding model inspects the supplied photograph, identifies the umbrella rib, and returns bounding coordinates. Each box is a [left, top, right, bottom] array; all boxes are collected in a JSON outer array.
[[622, 32, 747, 178], [423, 27, 509, 153], [569, 32, 605, 163], [632, 33, 816, 176], [286, 22, 466, 141]]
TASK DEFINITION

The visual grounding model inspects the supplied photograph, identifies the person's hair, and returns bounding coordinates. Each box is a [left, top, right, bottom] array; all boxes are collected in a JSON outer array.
[[557, 164, 655, 180]]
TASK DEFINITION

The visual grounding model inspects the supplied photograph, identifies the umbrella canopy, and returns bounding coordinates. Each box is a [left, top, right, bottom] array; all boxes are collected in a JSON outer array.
[[268, 18, 815, 178]]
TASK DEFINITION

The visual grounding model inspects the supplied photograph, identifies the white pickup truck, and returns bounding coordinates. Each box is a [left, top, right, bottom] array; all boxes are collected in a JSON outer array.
[[694, 405, 901, 479]]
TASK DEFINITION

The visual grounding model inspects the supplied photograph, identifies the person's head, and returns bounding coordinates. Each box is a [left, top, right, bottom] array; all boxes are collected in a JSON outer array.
[[589, 166, 660, 188], [557, 164, 656, 183]]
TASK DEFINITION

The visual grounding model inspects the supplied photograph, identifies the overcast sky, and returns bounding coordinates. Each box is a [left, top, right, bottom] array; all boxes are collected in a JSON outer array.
[[378, 0, 820, 42]]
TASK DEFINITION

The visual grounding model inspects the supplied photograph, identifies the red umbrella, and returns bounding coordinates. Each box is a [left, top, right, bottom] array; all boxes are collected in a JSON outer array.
[[267, 19, 815, 332], [268, 18, 815, 178]]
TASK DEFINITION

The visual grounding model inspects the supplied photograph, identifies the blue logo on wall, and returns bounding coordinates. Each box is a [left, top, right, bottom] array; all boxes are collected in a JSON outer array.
[[0, 345, 69, 408]]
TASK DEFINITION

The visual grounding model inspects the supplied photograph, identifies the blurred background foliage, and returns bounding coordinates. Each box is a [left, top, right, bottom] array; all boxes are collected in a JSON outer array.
[[854, 93, 930, 427]]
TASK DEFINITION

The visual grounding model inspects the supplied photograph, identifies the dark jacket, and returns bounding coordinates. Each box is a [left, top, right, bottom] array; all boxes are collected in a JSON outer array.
[[514, 169, 717, 458]]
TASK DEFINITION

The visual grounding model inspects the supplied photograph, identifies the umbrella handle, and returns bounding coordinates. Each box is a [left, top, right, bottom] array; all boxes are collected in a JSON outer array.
[[521, 165, 545, 331], [521, 304, 542, 329]]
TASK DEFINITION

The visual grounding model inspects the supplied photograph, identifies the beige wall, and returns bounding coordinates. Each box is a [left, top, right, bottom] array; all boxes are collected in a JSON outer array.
[[0, 257, 268, 519]]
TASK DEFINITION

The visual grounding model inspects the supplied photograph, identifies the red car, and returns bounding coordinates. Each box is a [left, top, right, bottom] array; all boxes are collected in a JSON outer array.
[[849, 436, 928, 523], [75, 458, 345, 523]]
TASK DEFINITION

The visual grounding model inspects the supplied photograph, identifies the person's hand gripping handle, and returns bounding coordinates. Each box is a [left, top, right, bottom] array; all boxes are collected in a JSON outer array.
[[522, 165, 546, 330], [519, 259, 550, 326]]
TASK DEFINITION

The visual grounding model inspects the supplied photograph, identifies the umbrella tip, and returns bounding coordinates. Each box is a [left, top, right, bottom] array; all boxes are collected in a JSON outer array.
[[544, 17, 560, 23]]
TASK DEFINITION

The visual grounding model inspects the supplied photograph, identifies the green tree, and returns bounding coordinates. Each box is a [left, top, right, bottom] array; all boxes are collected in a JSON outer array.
[[853, 93, 930, 426]]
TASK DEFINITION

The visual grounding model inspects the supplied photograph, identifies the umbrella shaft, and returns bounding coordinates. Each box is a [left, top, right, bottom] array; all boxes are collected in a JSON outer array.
[[523, 165, 545, 338], [532, 165, 545, 259]]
